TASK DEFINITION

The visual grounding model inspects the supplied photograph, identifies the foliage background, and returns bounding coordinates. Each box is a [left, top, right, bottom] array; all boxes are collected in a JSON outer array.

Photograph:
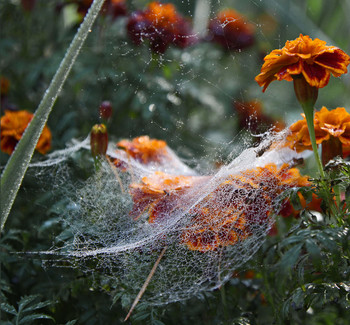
[[1, 0, 350, 324]]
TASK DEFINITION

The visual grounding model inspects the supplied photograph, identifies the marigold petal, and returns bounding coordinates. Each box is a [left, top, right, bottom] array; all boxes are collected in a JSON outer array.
[[276, 60, 302, 81], [314, 49, 350, 76], [301, 61, 330, 88], [255, 53, 299, 91], [339, 121, 350, 146]]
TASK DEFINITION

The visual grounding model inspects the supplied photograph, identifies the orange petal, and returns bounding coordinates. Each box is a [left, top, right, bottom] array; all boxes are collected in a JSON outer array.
[[301, 61, 330, 88], [339, 121, 350, 146], [314, 49, 350, 76], [276, 60, 302, 81]]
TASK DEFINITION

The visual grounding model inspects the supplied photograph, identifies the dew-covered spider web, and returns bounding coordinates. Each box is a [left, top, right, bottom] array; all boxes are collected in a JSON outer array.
[[11, 0, 348, 307], [31, 130, 304, 305]]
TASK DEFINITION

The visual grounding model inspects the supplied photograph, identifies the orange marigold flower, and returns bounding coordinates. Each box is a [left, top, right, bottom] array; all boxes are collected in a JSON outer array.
[[182, 210, 249, 252], [127, 1, 195, 53], [208, 9, 255, 51], [143, 2, 179, 30], [117, 135, 168, 164], [287, 107, 350, 161], [129, 171, 205, 222], [255, 34, 350, 92], [1, 110, 51, 155]]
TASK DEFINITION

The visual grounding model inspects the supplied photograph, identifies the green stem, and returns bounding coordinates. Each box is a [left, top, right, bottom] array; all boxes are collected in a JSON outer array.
[[300, 102, 325, 178], [0, 0, 106, 231], [220, 284, 229, 324]]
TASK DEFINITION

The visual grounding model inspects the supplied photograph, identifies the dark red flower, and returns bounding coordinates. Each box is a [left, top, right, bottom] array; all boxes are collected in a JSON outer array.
[[208, 9, 255, 51], [127, 2, 195, 53]]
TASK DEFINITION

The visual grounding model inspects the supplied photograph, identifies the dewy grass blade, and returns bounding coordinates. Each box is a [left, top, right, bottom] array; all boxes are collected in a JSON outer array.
[[0, 0, 106, 231]]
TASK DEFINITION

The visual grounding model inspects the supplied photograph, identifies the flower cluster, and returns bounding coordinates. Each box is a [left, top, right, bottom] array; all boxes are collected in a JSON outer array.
[[127, 1, 195, 53], [208, 9, 255, 51], [286, 106, 350, 163], [120, 136, 312, 253], [1, 110, 51, 155], [255, 34, 350, 92]]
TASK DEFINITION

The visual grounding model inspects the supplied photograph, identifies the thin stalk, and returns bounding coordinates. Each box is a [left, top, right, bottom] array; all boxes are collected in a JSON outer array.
[[220, 284, 229, 324], [300, 103, 325, 178], [124, 246, 167, 321], [0, 0, 106, 231]]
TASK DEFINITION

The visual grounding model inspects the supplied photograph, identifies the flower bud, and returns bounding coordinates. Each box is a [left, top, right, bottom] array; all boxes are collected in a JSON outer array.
[[292, 75, 318, 108], [99, 101, 113, 121], [90, 124, 108, 158]]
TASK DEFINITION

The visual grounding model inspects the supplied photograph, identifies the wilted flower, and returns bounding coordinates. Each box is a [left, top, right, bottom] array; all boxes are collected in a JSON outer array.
[[208, 9, 255, 51], [255, 34, 350, 92], [90, 124, 108, 158], [0, 110, 51, 155], [234, 100, 285, 134], [117, 136, 168, 164], [127, 1, 195, 53], [287, 107, 350, 163]]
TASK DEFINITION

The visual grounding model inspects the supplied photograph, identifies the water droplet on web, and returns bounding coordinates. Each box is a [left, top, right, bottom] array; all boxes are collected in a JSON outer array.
[[149, 104, 156, 112]]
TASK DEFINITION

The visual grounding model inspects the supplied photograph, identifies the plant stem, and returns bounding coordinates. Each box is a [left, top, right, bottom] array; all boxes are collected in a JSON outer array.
[[0, 0, 106, 231], [220, 284, 229, 324], [300, 102, 325, 178]]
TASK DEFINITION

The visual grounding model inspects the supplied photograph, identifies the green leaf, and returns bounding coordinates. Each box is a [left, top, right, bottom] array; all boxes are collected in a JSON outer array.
[[0, 302, 17, 315], [152, 320, 166, 325], [305, 238, 321, 268], [279, 243, 303, 271], [64, 321, 77, 325], [280, 235, 305, 248], [316, 233, 338, 252], [19, 314, 54, 324]]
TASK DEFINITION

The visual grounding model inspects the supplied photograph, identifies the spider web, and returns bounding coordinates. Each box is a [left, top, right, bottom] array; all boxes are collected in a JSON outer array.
[[33, 130, 300, 305]]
